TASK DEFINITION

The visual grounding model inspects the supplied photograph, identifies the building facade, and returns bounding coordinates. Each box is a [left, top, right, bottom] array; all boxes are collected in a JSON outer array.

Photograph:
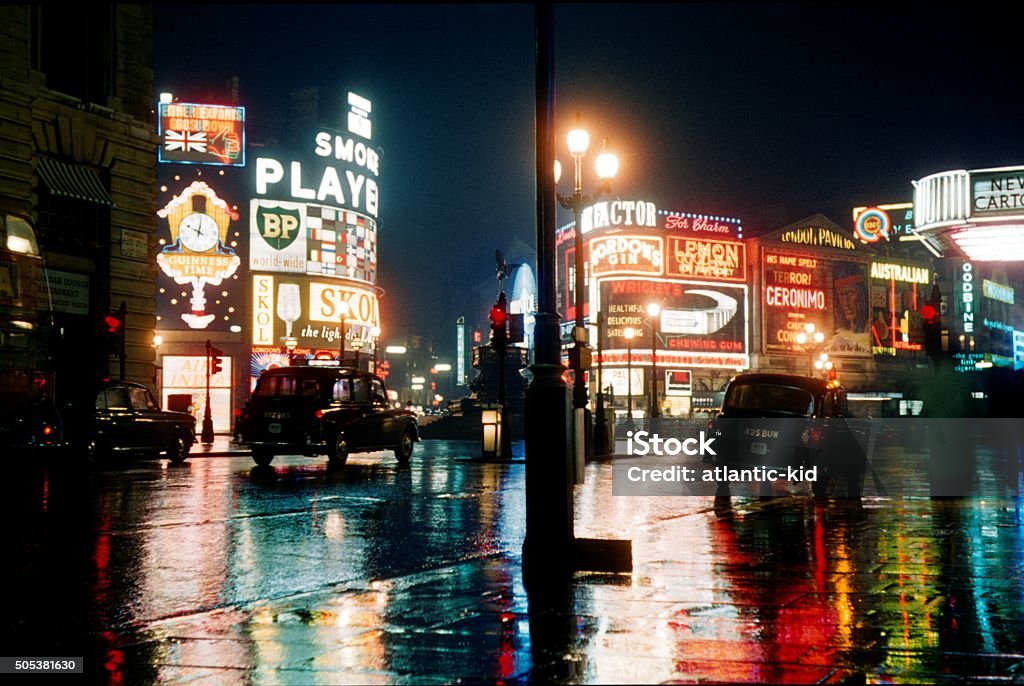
[[0, 5, 158, 403]]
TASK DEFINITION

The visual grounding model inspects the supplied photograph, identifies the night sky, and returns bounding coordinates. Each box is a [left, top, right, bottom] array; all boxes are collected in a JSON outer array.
[[154, 3, 1024, 354]]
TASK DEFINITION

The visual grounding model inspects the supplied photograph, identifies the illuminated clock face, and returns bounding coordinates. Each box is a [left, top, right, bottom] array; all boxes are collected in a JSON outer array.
[[178, 212, 220, 252]]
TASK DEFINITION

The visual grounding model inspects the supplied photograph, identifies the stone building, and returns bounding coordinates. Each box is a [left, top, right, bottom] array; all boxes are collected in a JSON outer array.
[[0, 5, 158, 391]]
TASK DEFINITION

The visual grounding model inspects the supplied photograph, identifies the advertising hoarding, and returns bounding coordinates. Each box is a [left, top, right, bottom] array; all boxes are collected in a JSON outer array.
[[158, 102, 245, 166], [762, 250, 871, 357], [251, 274, 379, 350], [599, 278, 749, 367], [249, 199, 378, 285], [161, 355, 232, 431], [868, 260, 929, 356]]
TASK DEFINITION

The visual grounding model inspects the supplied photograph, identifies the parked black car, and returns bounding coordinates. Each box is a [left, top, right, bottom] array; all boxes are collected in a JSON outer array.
[[0, 395, 65, 456], [237, 364, 420, 467], [59, 380, 196, 464], [709, 372, 866, 497]]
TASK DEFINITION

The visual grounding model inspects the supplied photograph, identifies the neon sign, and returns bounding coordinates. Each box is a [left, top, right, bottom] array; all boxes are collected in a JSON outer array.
[[156, 182, 240, 329], [666, 237, 745, 281], [870, 262, 930, 284], [589, 235, 663, 276], [249, 199, 378, 285], [853, 207, 890, 242], [250, 274, 379, 348], [961, 261, 975, 333], [255, 122, 381, 218], [779, 225, 857, 251], [158, 102, 245, 166], [580, 200, 657, 234]]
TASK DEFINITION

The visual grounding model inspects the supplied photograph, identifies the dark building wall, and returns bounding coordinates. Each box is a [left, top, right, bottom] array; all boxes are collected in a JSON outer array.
[[0, 5, 158, 388]]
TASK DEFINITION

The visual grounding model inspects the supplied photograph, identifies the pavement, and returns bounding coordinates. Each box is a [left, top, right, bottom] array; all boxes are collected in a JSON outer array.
[[192, 434, 250, 457]]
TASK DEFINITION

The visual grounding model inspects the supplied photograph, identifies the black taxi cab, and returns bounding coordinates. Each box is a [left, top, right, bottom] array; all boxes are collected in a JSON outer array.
[[237, 364, 419, 467], [709, 373, 866, 497]]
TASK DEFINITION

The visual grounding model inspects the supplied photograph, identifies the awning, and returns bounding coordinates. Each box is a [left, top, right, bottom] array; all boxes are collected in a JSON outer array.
[[38, 158, 113, 206]]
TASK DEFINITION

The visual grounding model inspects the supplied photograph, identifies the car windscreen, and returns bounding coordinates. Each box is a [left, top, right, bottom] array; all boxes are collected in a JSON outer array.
[[723, 383, 815, 416], [254, 375, 323, 398]]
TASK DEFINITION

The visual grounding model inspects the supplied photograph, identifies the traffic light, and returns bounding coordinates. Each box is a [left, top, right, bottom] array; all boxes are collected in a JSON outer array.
[[489, 292, 508, 347], [921, 283, 943, 363], [102, 302, 127, 362], [210, 346, 224, 376]]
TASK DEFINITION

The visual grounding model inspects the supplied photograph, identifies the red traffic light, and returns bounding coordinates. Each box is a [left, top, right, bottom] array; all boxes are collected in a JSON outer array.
[[104, 314, 122, 334], [920, 303, 938, 324], [489, 305, 506, 328]]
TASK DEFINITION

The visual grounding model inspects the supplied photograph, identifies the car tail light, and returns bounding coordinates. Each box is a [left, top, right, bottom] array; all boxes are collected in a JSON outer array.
[[802, 426, 825, 448], [315, 409, 324, 420]]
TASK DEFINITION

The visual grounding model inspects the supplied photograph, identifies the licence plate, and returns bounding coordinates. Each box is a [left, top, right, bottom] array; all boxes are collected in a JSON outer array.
[[269, 423, 282, 434], [750, 442, 768, 455]]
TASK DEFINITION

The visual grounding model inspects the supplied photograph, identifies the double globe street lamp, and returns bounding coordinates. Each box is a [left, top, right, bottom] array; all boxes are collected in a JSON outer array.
[[555, 116, 618, 475], [795, 322, 830, 378]]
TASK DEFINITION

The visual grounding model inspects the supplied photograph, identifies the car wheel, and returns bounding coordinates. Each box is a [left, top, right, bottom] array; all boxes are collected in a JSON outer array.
[[329, 433, 349, 466], [252, 449, 274, 467], [168, 433, 191, 464], [394, 426, 415, 464]]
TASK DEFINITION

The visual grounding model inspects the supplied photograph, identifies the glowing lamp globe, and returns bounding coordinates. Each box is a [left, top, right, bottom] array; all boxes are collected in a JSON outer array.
[[567, 128, 589, 156]]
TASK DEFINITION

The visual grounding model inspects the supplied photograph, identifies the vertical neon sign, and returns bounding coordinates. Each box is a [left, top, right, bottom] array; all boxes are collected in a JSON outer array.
[[456, 316, 466, 386]]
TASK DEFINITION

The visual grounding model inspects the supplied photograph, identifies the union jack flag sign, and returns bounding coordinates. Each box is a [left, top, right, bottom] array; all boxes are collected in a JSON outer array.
[[164, 130, 208, 153]]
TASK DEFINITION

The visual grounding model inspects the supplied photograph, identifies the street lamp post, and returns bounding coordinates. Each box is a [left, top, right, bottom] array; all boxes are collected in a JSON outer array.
[[351, 337, 364, 370], [647, 302, 661, 421], [370, 326, 381, 373], [593, 311, 609, 455], [556, 116, 618, 475], [338, 301, 350, 365], [795, 322, 827, 377], [624, 326, 636, 432]]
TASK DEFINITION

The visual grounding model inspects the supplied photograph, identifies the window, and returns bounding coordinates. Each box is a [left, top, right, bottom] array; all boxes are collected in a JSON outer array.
[[724, 384, 814, 416], [32, 5, 114, 106], [255, 376, 297, 397], [371, 379, 385, 403], [332, 378, 352, 402], [129, 387, 158, 411], [99, 386, 130, 410], [300, 378, 320, 397], [352, 376, 371, 403]]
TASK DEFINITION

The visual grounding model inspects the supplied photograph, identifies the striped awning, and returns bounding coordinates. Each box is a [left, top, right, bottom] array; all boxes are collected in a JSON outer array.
[[38, 158, 113, 206]]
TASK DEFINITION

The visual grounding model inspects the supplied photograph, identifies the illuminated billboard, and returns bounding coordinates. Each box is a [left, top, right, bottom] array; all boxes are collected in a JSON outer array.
[[868, 260, 930, 356], [599, 278, 749, 367], [589, 235, 663, 277], [254, 130, 380, 220], [158, 102, 245, 166], [665, 236, 745, 281], [249, 199, 377, 285], [251, 274, 379, 350], [762, 250, 871, 357], [161, 355, 232, 431], [156, 181, 242, 330]]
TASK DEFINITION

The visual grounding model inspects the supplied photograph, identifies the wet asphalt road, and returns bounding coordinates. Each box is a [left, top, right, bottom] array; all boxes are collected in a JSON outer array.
[[5, 438, 1024, 684]]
